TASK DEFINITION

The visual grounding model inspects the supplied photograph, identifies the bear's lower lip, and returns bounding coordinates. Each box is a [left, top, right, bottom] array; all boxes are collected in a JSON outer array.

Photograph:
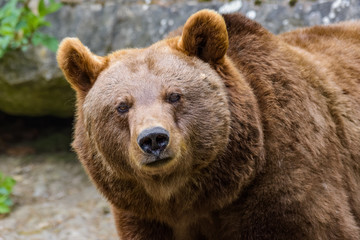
[[143, 157, 173, 167]]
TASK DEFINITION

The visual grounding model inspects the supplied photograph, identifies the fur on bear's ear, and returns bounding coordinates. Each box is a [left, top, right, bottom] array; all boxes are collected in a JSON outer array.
[[57, 38, 108, 94], [178, 9, 229, 63]]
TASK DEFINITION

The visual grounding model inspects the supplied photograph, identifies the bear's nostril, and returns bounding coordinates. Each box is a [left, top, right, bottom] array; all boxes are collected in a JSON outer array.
[[141, 138, 153, 154], [156, 135, 168, 148], [137, 127, 170, 156]]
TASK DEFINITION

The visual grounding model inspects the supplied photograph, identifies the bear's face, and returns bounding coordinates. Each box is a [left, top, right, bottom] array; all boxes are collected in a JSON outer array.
[[58, 10, 233, 199], [83, 43, 230, 178]]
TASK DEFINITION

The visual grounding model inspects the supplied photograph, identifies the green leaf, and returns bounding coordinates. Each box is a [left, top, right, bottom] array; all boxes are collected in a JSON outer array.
[[38, 0, 62, 17], [0, 25, 15, 36], [46, 0, 63, 15], [0, 0, 19, 19], [1, 11, 21, 28], [0, 172, 15, 214], [3, 177, 16, 191], [20, 45, 28, 52], [0, 194, 8, 203], [0, 0, 62, 59], [0, 188, 9, 196], [31, 31, 44, 45], [0, 204, 10, 214], [23, 11, 40, 31], [32, 32, 59, 52], [38, 0, 46, 17], [37, 19, 51, 28], [4, 198, 13, 207]]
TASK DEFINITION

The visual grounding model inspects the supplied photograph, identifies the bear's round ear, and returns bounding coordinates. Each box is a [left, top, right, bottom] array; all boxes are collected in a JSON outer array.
[[57, 38, 108, 95], [178, 9, 229, 63]]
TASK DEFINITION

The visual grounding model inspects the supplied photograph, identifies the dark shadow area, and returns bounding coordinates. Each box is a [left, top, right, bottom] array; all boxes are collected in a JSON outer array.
[[0, 111, 73, 156]]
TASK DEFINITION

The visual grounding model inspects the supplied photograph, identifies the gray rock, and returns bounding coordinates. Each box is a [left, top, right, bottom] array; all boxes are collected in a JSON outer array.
[[0, 47, 75, 117], [1, 0, 360, 117], [45, 2, 222, 54]]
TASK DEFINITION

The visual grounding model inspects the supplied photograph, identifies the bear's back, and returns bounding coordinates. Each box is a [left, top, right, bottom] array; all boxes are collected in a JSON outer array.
[[223, 14, 360, 234]]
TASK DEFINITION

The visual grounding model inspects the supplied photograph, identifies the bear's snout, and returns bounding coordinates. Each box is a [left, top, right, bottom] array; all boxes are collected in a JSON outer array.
[[137, 127, 170, 158]]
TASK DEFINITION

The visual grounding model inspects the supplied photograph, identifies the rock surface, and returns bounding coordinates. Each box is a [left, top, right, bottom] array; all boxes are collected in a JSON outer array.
[[1, 0, 359, 117], [0, 153, 118, 240], [0, 48, 74, 117], [0, 113, 117, 239]]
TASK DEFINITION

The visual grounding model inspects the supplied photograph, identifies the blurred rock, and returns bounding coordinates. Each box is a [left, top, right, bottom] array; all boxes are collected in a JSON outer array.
[[1, 0, 359, 117], [0, 47, 74, 117], [0, 153, 118, 239]]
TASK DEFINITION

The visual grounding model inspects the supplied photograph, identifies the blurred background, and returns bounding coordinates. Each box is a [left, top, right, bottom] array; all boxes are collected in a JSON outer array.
[[0, 0, 359, 239]]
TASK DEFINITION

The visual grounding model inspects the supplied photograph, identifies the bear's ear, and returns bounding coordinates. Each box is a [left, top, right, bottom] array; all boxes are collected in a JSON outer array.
[[178, 9, 228, 63], [57, 38, 107, 94]]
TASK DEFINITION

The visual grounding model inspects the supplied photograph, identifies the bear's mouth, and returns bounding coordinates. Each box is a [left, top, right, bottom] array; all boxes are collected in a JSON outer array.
[[143, 157, 173, 167]]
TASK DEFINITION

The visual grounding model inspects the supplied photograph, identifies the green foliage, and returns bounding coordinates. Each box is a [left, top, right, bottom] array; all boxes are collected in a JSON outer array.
[[0, 172, 16, 214], [0, 0, 62, 58]]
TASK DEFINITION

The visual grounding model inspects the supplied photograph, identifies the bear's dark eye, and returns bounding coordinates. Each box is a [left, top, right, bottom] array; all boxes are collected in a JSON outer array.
[[168, 93, 181, 103], [117, 102, 130, 114]]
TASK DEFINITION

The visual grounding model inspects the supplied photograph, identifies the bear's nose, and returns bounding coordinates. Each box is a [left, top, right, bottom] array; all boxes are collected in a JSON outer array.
[[137, 127, 169, 156]]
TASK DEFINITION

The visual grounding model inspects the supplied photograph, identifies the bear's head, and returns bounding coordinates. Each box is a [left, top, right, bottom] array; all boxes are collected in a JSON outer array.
[[57, 10, 262, 203]]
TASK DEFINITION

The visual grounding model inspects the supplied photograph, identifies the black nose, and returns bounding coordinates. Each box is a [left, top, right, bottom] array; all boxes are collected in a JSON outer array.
[[137, 127, 169, 156]]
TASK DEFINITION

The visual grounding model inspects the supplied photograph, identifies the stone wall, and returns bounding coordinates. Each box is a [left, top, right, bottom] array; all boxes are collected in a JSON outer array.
[[0, 0, 359, 117]]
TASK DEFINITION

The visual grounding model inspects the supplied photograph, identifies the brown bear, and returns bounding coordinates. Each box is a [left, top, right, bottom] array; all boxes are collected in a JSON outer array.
[[57, 9, 360, 239]]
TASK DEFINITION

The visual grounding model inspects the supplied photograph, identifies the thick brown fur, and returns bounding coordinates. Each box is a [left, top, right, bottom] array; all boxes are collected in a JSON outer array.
[[57, 9, 360, 239]]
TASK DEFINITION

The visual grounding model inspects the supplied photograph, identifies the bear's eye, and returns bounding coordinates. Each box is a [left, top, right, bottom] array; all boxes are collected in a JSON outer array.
[[116, 102, 130, 114], [168, 93, 181, 103]]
